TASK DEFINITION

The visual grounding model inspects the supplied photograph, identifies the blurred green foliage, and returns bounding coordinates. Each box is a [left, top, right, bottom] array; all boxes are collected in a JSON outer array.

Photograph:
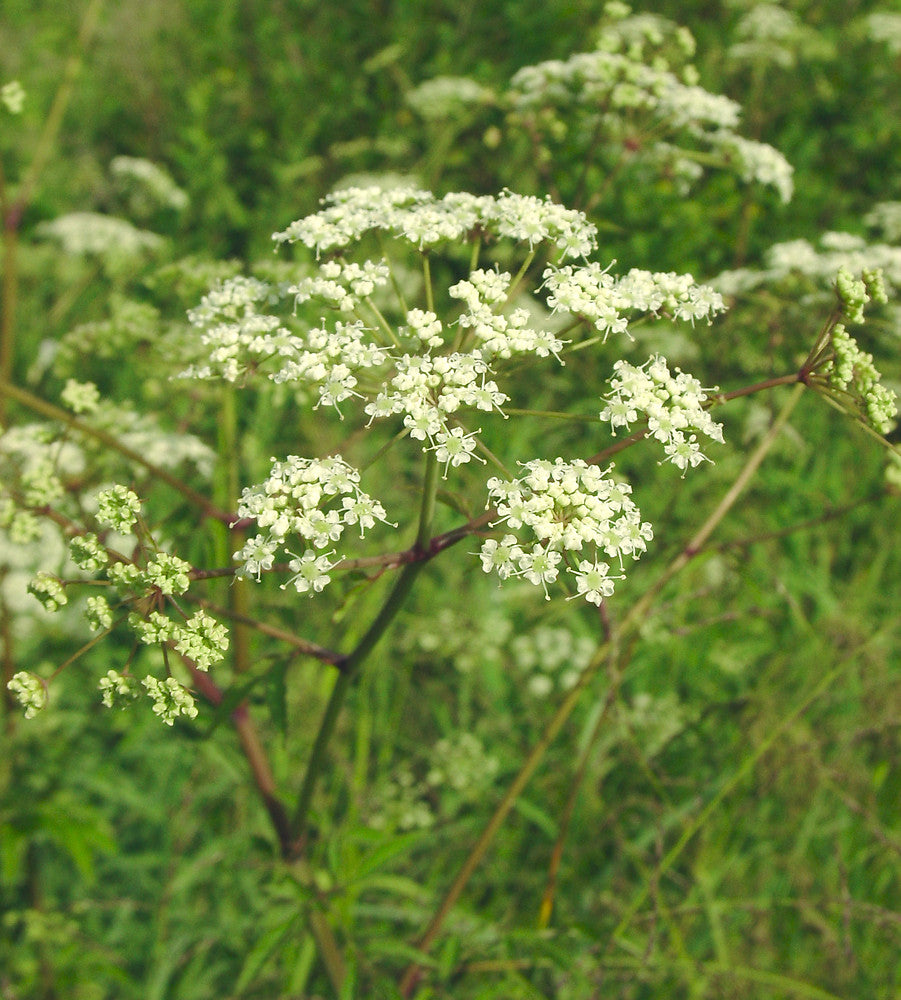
[[1, 1, 900, 998]]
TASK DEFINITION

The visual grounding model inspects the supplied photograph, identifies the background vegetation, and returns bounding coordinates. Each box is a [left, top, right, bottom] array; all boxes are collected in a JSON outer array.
[[1, 1, 899, 997]]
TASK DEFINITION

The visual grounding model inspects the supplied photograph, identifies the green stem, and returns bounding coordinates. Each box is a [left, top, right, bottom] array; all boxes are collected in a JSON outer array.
[[505, 249, 536, 306], [422, 253, 434, 314], [0, 0, 106, 426], [289, 450, 439, 844], [398, 383, 806, 997], [0, 225, 17, 426], [16, 0, 106, 214], [217, 385, 251, 674], [468, 236, 481, 274]]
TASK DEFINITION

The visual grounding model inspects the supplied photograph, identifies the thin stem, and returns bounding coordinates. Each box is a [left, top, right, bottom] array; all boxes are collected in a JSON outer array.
[[422, 253, 434, 314], [468, 235, 481, 274], [1, 0, 105, 425], [16, 0, 106, 214], [505, 249, 536, 306], [0, 225, 17, 426], [398, 382, 806, 997], [537, 671, 618, 928], [361, 296, 400, 347]]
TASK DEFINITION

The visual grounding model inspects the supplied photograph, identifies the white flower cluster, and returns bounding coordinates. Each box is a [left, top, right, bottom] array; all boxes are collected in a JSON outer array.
[[508, 50, 739, 125], [1, 80, 25, 115], [363, 349, 504, 475], [510, 626, 595, 696], [290, 258, 390, 312], [406, 75, 493, 120], [7, 672, 47, 718], [449, 269, 566, 359], [482, 458, 651, 603], [143, 552, 193, 596], [69, 533, 108, 573], [712, 133, 794, 204], [20, 452, 64, 508], [544, 264, 726, 338], [727, 4, 819, 70], [142, 675, 199, 726], [716, 233, 901, 297], [27, 571, 68, 612], [233, 455, 392, 592], [867, 12, 901, 55], [60, 379, 101, 415], [272, 319, 386, 414], [368, 762, 435, 832], [273, 187, 597, 260], [598, 6, 696, 57], [369, 732, 500, 832], [182, 276, 292, 383], [600, 355, 724, 471], [426, 732, 499, 793], [86, 595, 113, 632], [37, 213, 163, 258], [505, 23, 794, 203], [865, 202, 901, 244], [110, 156, 189, 213]]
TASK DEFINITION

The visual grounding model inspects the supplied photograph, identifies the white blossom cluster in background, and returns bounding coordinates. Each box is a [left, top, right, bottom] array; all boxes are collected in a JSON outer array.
[[866, 12, 901, 55], [404, 6, 797, 203], [368, 732, 500, 832], [726, 3, 826, 70], [111, 155, 190, 215], [865, 202, 901, 245], [600, 355, 724, 471], [716, 232, 901, 298], [1, 80, 25, 114], [37, 212, 163, 259], [482, 458, 651, 603], [510, 626, 595, 696], [501, 5, 793, 203], [406, 75, 493, 121]]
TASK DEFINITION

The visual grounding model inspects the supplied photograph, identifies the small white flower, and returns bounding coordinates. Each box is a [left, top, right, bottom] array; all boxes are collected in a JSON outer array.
[[282, 549, 336, 594], [479, 534, 523, 579], [569, 559, 622, 606], [433, 427, 483, 478]]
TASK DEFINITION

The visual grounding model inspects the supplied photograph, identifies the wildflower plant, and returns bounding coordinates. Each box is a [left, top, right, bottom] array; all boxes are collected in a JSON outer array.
[[2, 8, 900, 997]]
